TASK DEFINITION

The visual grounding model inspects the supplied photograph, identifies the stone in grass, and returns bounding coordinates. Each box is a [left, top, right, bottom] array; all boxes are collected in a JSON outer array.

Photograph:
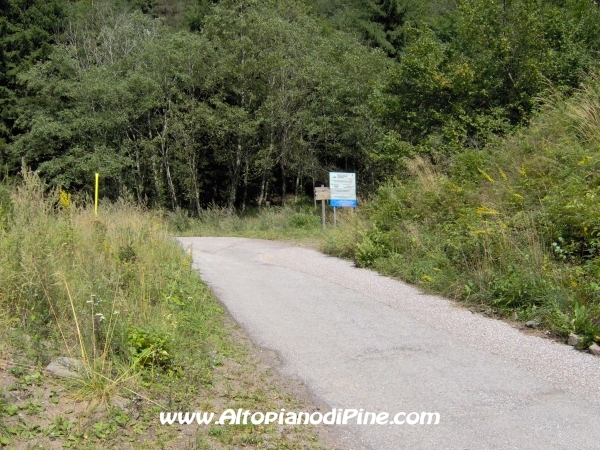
[[525, 320, 540, 328], [568, 333, 580, 347], [46, 357, 85, 379], [588, 343, 600, 356]]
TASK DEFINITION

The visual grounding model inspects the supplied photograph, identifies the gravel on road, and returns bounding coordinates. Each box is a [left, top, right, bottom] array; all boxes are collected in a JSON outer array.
[[178, 237, 600, 450]]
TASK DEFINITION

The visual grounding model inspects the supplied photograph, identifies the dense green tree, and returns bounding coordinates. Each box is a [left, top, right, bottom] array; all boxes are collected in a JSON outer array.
[[7, 0, 600, 212], [307, 0, 455, 56], [12, 0, 389, 210], [0, 0, 67, 169], [378, 0, 600, 153]]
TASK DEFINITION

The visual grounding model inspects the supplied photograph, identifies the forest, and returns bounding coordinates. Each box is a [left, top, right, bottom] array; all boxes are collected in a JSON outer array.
[[2, 0, 600, 214]]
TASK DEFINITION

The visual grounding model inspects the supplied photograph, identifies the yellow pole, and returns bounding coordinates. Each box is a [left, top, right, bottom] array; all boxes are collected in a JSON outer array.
[[94, 173, 99, 217]]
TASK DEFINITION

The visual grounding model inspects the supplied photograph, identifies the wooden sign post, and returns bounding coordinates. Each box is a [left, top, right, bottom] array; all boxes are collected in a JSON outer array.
[[314, 185, 331, 228]]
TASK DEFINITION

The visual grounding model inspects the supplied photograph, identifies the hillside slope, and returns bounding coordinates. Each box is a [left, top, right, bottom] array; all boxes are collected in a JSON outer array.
[[325, 76, 600, 347]]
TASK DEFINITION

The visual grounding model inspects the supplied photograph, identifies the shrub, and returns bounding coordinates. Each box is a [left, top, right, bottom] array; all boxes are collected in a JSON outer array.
[[287, 212, 320, 229], [127, 327, 173, 370], [324, 75, 600, 341]]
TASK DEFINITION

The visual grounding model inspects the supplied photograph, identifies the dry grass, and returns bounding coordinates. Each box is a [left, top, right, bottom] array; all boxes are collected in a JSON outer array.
[[0, 171, 332, 449]]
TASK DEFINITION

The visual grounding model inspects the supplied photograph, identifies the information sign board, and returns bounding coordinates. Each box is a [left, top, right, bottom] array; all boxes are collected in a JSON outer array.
[[329, 172, 356, 207], [314, 187, 331, 200]]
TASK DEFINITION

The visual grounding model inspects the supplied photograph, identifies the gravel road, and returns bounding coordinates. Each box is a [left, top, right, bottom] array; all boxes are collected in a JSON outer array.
[[178, 236, 600, 450]]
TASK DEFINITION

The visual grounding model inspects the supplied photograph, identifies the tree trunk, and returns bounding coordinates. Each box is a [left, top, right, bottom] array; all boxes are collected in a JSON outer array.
[[258, 171, 266, 208], [128, 129, 144, 205], [190, 150, 201, 216], [146, 113, 163, 206], [151, 155, 162, 206], [312, 174, 316, 210], [159, 105, 177, 209], [229, 41, 246, 216], [280, 158, 286, 206], [164, 158, 177, 209], [264, 178, 270, 206], [241, 153, 250, 214], [135, 145, 143, 205], [227, 139, 242, 216], [294, 174, 300, 204]]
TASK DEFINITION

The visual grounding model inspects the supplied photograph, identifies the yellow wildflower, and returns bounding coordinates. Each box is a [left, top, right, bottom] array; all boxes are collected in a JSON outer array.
[[498, 167, 508, 181], [476, 206, 500, 216], [59, 189, 71, 209], [477, 168, 494, 183], [578, 156, 591, 166]]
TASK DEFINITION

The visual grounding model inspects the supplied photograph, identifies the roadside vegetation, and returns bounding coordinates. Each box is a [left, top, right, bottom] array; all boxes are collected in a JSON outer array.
[[323, 77, 600, 349], [4, 0, 600, 210], [175, 198, 329, 245], [0, 172, 327, 449]]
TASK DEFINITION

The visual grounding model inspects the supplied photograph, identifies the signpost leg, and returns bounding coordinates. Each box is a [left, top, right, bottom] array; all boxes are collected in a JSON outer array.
[[333, 207, 337, 227], [321, 199, 326, 228]]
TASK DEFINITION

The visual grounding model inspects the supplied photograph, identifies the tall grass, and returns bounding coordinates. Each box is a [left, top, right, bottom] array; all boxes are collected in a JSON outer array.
[[176, 200, 327, 243], [0, 170, 228, 405], [324, 75, 600, 346]]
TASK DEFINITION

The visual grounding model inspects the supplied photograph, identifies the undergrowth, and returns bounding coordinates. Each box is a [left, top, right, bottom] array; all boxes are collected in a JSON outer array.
[[0, 171, 325, 448], [323, 76, 600, 347], [175, 198, 328, 244]]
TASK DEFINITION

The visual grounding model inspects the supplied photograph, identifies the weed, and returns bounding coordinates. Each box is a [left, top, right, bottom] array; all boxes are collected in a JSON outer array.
[[127, 327, 173, 370], [183, 204, 326, 244], [323, 75, 600, 343], [0, 171, 331, 449], [167, 207, 192, 232]]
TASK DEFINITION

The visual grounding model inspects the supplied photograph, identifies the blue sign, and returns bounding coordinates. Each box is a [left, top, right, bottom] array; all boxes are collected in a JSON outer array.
[[330, 199, 357, 207]]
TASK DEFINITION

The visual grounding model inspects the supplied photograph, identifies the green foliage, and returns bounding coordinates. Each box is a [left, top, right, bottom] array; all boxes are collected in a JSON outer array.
[[0, 0, 67, 143], [377, 0, 600, 153], [127, 327, 173, 370], [0, 183, 12, 230], [351, 0, 422, 56], [355, 227, 389, 267], [4, 0, 600, 215], [184, 204, 325, 242], [167, 207, 192, 232], [287, 212, 320, 229], [0, 170, 229, 398], [0, 170, 326, 450], [308, 0, 453, 55], [10, 0, 389, 213], [570, 302, 599, 347], [0, 391, 9, 445], [324, 76, 600, 341]]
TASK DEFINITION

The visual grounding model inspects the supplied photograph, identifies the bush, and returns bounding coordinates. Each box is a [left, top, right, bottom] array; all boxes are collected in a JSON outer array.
[[127, 327, 173, 370], [324, 75, 600, 343], [167, 207, 192, 233], [0, 184, 12, 231], [287, 212, 320, 229]]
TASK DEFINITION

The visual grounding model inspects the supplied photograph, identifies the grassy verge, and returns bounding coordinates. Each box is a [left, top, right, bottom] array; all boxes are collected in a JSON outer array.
[[0, 172, 329, 449], [323, 77, 600, 349], [173, 201, 335, 247]]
